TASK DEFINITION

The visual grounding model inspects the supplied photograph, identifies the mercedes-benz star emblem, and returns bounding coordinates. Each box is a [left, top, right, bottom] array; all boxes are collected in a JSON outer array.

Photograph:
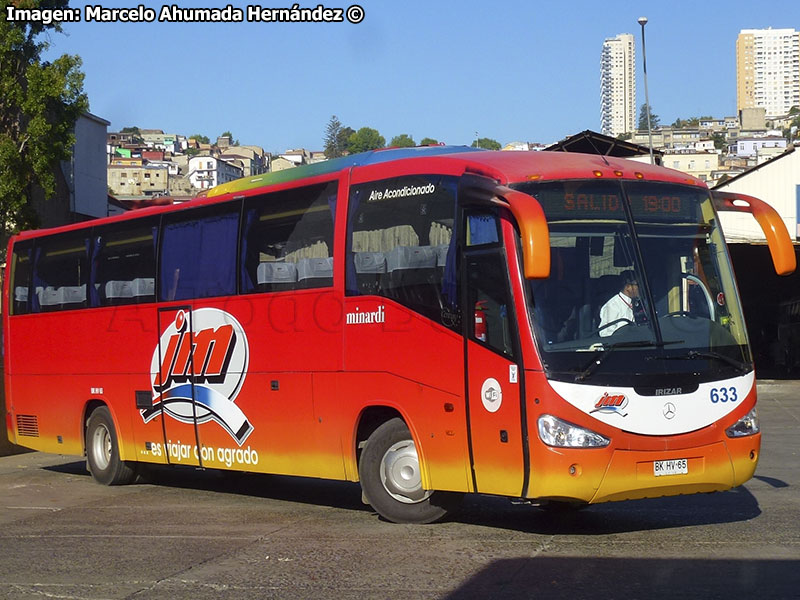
[[663, 402, 677, 420]]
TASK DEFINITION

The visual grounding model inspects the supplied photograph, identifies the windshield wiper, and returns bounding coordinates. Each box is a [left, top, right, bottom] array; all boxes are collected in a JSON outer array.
[[658, 350, 751, 375], [574, 340, 665, 383]]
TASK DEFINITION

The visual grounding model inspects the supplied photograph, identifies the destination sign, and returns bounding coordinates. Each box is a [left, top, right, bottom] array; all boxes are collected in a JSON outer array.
[[562, 193, 624, 215], [641, 195, 682, 214], [529, 186, 702, 224], [630, 193, 700, 223]]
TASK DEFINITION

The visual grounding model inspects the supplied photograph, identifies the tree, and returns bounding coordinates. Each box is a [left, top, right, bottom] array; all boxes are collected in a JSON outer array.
[[120, 126, 143, 143], [219, 130, 239, 145], [789, 108, 800, 139], [671, 115, 712, 129], [420, 137, 440, 146], [0, 0, 89, 236], [389, 134, 415, 148], [638, 104, 660, 131], [323, 116, 358, 157], [338, 126, 355, 154], [712, 132, 727, 151], [348, 127, 385, 153], [190, 134, 210, 144], [323, 115, 346, 158], [471, 137, 501, 150]]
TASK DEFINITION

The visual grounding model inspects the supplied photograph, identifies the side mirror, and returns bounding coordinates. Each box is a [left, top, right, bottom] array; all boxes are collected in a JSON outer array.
[[495, 187, 551, 279], [458, 174, 551, 279], [712, 190, 796, 276]]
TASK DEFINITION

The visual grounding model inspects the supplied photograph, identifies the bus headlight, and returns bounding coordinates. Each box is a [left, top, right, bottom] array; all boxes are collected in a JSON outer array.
[[538, 414, 610, 448], [726, 407, 760, 438]]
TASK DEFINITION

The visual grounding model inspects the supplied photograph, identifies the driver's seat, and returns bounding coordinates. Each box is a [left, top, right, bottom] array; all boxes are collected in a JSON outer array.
[[594, 274, 623, 328]]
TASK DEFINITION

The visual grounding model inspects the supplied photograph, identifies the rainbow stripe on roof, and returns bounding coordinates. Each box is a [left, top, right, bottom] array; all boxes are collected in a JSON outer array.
[[206, 146, 481, 198]]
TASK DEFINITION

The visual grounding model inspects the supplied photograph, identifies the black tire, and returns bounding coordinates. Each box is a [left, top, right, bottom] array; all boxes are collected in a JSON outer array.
[[359, 417, 462, 524], [85, 406, 137, 485]]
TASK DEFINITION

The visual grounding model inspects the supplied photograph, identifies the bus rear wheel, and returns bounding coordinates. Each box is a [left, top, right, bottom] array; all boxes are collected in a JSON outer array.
[[85, 406, 137, 485], [359, 417, 461, 524]]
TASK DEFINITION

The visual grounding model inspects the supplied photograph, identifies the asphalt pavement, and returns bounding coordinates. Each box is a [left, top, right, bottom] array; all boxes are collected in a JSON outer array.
[[0, 380, 798, 599]]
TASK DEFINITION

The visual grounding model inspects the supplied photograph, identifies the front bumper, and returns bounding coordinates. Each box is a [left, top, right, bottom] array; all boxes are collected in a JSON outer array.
[[527, 434, 760, 504]]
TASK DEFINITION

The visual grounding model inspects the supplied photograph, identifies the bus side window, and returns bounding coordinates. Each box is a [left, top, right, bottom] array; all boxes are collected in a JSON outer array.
[[9, 240, 34, 315], [31, 232, 90, 312], [466, 213, 499, 246], [93, 218, 158, 306], [346, 175, 460, 330], [159, 204, 240, 302], [240, 182, 336, 294]]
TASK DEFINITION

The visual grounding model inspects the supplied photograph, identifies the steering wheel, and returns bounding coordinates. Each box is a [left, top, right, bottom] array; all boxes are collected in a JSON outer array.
[[595, 317, 634, 336]]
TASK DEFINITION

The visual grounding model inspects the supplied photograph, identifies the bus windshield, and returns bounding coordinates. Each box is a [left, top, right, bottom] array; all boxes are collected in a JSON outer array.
[[513, 179, 751, 386]]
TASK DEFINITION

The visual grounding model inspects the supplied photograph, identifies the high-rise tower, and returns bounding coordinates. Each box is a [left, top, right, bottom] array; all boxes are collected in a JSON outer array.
[[737, 28, 800, 118], [601, 33, 637, 137]]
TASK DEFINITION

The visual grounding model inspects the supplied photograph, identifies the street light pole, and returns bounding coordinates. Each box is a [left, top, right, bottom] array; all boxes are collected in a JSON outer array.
[[638, 16, 654, 165]]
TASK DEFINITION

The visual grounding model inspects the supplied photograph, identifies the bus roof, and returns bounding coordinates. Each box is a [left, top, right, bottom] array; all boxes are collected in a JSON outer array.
[[11, 147, 706, 242], [207, 145, 704, 198]]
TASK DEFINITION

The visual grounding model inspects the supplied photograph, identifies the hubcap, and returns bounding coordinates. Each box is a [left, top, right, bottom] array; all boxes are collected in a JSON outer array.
[[379, 440, 432, 504], [92, 424, 112, 470]]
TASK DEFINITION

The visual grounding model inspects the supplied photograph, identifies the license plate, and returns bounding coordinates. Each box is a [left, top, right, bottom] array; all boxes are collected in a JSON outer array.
[[654, 458, 688, 477]]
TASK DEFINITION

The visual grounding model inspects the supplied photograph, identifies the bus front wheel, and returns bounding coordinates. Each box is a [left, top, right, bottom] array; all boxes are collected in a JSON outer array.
[[359, 417, 461, 524], [85, 406, 137, 485]]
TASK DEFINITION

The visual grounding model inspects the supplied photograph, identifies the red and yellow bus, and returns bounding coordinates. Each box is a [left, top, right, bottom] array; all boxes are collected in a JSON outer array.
[[4, 147, 794, 523]]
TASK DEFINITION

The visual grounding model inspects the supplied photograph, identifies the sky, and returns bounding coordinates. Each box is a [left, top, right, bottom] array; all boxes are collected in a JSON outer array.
[[37, 0, 800, 154]]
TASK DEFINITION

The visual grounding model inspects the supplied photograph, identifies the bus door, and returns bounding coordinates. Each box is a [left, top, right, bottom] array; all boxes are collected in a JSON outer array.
[[150, 305, 203, 467], [462, 213, 527, 497]]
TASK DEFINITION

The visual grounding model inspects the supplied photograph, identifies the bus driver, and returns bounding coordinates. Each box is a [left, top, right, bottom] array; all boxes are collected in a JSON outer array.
[[599, 270, 640, 337]]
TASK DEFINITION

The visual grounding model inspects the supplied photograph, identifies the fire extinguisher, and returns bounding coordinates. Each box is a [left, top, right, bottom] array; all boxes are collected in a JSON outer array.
[[474, 301, 487, 342]]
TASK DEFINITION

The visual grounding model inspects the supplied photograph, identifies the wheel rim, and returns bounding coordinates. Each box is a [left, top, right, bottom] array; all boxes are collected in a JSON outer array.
[[91, 423, 112, 471], [379, 440, 432, 504]]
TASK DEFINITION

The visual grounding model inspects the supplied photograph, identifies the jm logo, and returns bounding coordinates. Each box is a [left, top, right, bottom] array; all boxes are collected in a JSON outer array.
[[145, 308, 252, 445], [591, 392, 629, 417], [153, 310, 236, 392]]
